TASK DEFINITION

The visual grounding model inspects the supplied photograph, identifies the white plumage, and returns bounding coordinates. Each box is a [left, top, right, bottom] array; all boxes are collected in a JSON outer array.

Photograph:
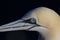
[[0, 7, 60, 40]]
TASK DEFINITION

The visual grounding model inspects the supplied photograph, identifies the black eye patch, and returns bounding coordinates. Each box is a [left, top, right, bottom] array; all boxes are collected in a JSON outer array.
[[23, 18, 40, 26], [23, 18, 36, 24], [22, 18, 41, 30]]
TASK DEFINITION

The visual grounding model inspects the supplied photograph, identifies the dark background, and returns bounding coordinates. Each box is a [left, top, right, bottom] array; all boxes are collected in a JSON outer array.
[[0, 0, 60, 26], [0, 0, 60, 40]]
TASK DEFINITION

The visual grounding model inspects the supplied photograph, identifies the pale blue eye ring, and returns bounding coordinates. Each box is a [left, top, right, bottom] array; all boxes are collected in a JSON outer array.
[[29, 18, 36, 24]]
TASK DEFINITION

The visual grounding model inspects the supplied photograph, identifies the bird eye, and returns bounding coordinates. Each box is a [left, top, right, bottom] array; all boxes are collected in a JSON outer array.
[[23, 18, 36, 24], [29, 18, 36, 24]]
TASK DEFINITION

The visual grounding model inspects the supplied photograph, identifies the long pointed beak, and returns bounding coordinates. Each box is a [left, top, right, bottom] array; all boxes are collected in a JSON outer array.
[[0, 20, 35, 32], [0, 19, 48, 34]]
